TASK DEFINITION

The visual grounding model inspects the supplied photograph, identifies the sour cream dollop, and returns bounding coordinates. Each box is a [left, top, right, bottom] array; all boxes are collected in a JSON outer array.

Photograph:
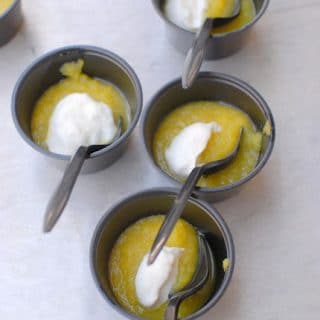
[[46, 93, 117, 155], [135, 247, 183, 308], [165, 122, 221, 178], [164, 0, 209, 30]]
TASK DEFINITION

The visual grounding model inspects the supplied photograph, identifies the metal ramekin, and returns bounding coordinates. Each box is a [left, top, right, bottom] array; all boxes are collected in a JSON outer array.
[[91, 188, 235, 320], [142, 72, 275, 202], [0, 0, 22, 46], [12, 45, 143, 173], [152, 0, 270, 59]]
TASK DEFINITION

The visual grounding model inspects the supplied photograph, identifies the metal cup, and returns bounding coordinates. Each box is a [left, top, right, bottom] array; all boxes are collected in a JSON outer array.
[[91, 188, 235, 320], [152, 0, 270, 59], [12, 45, 143, 173], [142, 72, 275, 201]]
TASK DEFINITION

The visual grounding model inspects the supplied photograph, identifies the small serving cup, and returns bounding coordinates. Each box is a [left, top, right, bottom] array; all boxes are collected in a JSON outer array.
[[91, 188, 234, 320], [12, 45, 143, 173], [152, 0, 270, 59], [0, 0, 22, 46], [142, 72, 275, 202]]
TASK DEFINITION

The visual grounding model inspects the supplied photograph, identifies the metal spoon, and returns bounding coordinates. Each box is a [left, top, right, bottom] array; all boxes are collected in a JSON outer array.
[[182, 0, 241, 89], [148, 128, 243, 264], [165, 233, 215, 320], [43, 117, 123, 233]]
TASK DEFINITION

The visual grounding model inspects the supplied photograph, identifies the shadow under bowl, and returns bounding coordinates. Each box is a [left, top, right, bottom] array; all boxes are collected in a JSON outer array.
[[12, 45, 143, 173], [152, 0, 270, 59], [142, 72, 275, 202], [91, 188, 235, 320]]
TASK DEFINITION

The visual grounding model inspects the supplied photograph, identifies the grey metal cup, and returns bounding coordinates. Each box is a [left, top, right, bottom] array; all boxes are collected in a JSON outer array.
[[12, 45, 143, 173], [142, 73, 275, 202], [152, 0, 270, 59], [0, 0, 22, 46], [91, 188, 235, 320]]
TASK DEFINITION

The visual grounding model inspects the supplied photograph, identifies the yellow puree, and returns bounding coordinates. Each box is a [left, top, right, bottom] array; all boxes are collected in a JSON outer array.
[[108, 216, 213, 320], [206, 0, 256, 34], [153, 101, 263, 188], [31, 59, 128, 150]]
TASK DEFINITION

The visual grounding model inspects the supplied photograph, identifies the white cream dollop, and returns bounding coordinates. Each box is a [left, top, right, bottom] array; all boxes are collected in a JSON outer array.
[[165, 122, 221, 178], [46, 93, 117, 155], [135, 247, 183, 308], [164, 0, 209, 30]]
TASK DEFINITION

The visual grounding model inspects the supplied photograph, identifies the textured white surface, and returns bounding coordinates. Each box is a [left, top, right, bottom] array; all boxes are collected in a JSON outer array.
[[0, 0, 319, 319]]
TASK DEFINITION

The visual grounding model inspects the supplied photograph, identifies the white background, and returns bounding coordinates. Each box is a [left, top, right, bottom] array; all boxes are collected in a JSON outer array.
[[0, 0, 319, 319]]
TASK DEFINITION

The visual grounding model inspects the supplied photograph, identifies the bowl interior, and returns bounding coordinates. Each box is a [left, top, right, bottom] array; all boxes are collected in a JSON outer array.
[[91, 189, 234, 320], [13, 46, 141, 152], [143, 73, 274, 192]]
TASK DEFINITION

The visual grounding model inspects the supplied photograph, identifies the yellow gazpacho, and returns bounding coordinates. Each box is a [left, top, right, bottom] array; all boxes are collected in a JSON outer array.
[[153, 101, 263, 188], [31, 59, 129, 150], [108, 215, 214, 320]]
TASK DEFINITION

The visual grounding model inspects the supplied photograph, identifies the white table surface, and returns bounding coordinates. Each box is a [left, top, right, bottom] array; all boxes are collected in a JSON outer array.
[[1, 0, 319, 319]]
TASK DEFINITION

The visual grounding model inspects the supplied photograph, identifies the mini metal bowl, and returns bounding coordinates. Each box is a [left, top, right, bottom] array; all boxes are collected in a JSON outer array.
[[152, 0, 270, 59], [91, 188, 235, 320], [12, 45, 143, 173], [142, 72, 275, 202], [0, 0, 22, 46]]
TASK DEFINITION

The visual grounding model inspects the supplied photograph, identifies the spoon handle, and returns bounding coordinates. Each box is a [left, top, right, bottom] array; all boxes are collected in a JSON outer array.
[[165, 296, 183, 320], [43, 146, 89, 233], [182, 18, 213, 89], [148, 166, 204, 264]]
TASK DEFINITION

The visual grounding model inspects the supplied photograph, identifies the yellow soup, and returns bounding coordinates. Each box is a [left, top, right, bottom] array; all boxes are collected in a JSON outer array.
[[0, 0, 13, 15], [153, 101, 263, 188], [31, 59, 129, 150], [108, 216, 214, 320], [207, 0, 256, 34]]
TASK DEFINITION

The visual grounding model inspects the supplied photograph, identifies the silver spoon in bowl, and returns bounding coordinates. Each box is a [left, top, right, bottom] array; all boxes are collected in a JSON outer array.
[[182, 0, 241, 89], [148, 128, 243, 264], [165, 233, 215, 320], [43, 117, 123, 233]]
